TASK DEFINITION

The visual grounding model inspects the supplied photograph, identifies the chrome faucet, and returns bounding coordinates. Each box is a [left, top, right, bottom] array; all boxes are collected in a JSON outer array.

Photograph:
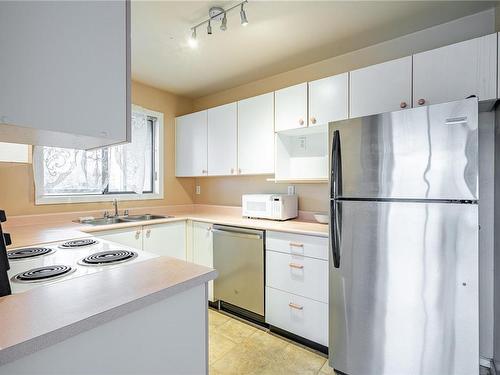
[[112, 199, 119, 217]]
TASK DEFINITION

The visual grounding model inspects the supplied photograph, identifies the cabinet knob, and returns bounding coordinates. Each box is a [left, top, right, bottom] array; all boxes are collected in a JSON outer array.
[[146, 229, 151, 238], [310, 117, 316, 124], [400, 102, 407, 109], [298, 119, 304, 126], [417, 98, 426, 106], [202, 169, 207, 174], [135, 230, 141, 239], [238, 168, 242, 174], [230, 168, 234, 174]]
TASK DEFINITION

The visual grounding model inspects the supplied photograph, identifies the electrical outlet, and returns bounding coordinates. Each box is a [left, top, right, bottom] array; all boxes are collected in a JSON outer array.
[[288, 185, 296, 195], [298, 136, 307, 150], [195, 185, 201, 195]]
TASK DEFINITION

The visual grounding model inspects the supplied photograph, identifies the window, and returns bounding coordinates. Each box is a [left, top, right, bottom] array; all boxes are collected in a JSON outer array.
[[33, 106, 164, 204]]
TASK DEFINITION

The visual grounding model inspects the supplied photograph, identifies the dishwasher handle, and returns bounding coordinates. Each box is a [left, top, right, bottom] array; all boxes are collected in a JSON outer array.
[[212, 226, 263, 240]]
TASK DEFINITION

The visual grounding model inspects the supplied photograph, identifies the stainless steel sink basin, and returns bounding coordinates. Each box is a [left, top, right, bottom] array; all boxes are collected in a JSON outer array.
[[79, 217, 128, 225], [121, 214, 172, 222], [76, 214, 172, 226]]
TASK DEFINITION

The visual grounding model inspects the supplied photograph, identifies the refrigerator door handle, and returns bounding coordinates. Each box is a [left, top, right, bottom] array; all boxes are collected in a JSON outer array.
[[331, 130, 342, 199], [331, 200, 341, 268]]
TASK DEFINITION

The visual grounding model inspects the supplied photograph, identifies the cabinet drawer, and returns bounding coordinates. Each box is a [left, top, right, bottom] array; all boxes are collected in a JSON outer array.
[[266, 250, 328, 303], [266, 287, 328, 346], [266, 231, 328, 260]]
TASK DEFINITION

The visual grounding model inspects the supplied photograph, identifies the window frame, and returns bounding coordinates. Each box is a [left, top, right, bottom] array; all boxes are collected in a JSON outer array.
[[34, 105, 164, 205]]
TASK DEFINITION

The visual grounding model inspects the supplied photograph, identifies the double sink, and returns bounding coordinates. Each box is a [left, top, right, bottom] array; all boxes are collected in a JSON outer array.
[[79, 214, 173, 226]]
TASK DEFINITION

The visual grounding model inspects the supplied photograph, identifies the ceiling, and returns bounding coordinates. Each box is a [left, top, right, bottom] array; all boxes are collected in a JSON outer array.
[[131, 1, 496, 98]]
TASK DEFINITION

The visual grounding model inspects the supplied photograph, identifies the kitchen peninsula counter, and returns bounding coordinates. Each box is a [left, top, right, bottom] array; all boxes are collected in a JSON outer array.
[[0, 256, 216, 373]]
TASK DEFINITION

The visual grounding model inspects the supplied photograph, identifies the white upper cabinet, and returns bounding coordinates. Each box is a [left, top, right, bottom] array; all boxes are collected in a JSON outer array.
[[308, 73, 349, 126], [175, 110, 208, 177], [413, 33, 497, 107], [0, 1, 130, 150], [350, 56, 412, 118], [238, 93, 275, 175], [207, 103, 238, 176], [275, 83, 308, 131]]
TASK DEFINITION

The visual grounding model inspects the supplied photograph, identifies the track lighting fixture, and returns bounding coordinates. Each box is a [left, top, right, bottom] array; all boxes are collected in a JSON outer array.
[[240, 3, 248, 26], [188, 1, 248, 46]]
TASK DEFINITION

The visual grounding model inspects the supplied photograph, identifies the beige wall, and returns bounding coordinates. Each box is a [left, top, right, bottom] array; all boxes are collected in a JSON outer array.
[[192, 9, 495, 212], [193, 9, 494, 110], [195, 176, 329, 214], [1, 9, 495, 216], [0, 81, 194, 216]]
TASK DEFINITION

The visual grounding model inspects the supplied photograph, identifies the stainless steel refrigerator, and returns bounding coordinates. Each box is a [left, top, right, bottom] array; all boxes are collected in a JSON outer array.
[[328, 98, 479, 375]]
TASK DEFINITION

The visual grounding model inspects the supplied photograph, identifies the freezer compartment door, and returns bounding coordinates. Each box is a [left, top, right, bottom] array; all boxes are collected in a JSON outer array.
[[329, 200, 478, 375], [329, 98, 478, 200]]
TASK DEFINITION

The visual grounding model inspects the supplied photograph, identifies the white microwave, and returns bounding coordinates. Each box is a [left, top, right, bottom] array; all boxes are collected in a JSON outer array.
[[242, 194, 298, 221]]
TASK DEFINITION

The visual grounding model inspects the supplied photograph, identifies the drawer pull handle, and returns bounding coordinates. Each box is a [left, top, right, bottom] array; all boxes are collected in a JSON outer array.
[[289, 263, 304, 269], [288, 302, 303, 310], [289, 242, 304, 248]]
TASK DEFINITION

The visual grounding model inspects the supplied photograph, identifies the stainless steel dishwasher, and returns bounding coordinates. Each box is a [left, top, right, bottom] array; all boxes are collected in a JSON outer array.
[[212, 224, 265, 322]]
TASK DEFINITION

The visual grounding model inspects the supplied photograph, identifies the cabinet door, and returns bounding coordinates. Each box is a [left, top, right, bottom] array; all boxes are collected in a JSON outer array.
[[93, 227, 143, 250], [175, 111, 208, 177], [192, 221, 214, 301], [308, 73, 348, 126], [0, 1, 130, 149], [207, 103, 237, 176], [350, 56, 412, 118], [143, 221, 186, 260], [275, 83, 308, 131], [414, 33, 497, 107], [237, 93, 274, 175]]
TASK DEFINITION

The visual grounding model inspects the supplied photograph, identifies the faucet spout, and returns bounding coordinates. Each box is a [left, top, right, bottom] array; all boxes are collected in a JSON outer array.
[[112, 199, 119, 217]]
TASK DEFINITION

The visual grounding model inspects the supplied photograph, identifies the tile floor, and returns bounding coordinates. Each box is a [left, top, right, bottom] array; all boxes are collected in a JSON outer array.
[[209, 308, 334, 375]]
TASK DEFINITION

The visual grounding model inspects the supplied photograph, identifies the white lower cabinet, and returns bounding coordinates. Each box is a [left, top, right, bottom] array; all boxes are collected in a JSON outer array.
[[143, 221, 186, 260], [266, 231, 329, 260], [93, 221, 186, 260], [265, 231, 328, 346], [93, 226, 143, 249], [266, 250, 328, 303], [266, 287, 328, 346], [191, 221, 214, 301]]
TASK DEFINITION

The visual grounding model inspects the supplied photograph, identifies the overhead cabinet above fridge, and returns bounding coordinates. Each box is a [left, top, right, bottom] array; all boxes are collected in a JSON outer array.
[[0, 1, 130, 150]]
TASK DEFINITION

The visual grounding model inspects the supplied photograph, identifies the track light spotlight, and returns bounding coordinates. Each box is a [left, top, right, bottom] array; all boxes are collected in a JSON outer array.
[[220, 12, 227, 31], [207, 20, 212, 35], [188, 28, 198, 48], [240, 4, 248, 26]]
